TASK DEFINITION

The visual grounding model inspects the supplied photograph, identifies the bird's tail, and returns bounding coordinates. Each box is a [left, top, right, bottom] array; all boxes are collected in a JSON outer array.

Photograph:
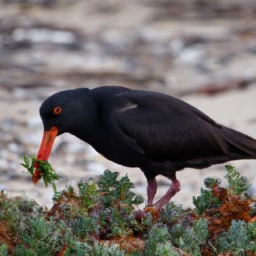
[[223, 126, 256, 160]]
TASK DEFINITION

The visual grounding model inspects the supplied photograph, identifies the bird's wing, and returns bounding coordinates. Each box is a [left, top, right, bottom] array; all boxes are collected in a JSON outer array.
[[112, 90, 227, 162]]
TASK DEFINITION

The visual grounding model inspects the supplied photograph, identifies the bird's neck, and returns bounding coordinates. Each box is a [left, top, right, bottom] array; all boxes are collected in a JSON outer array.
[[69, 98, 103, 146]]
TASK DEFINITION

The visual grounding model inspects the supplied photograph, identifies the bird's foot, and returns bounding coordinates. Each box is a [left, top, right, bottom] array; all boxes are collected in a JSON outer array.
[[153, 197, 171, 209]]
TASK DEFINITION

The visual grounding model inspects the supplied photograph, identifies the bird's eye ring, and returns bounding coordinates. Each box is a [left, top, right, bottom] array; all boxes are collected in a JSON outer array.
[[53, 106, 62, 115]]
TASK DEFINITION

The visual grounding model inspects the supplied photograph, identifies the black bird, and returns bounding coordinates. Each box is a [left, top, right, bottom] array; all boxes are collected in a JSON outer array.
[[36, 86, 256, 208]]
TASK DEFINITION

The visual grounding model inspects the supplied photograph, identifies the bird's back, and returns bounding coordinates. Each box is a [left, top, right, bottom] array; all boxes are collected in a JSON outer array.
[[90, 86, 256, 170]]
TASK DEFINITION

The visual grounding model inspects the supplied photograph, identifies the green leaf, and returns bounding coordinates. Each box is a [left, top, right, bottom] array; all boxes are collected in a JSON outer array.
[[224, 165, 251, 195]]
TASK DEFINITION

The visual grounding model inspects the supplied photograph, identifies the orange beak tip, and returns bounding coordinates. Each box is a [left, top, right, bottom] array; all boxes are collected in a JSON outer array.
[[32, 170, 41, 185], [32, 176, 40, 186]]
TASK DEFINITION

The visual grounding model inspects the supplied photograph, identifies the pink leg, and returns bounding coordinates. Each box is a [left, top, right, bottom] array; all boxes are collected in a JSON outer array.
[[147, 178, 157, 206], [153, 178, 181, 208]]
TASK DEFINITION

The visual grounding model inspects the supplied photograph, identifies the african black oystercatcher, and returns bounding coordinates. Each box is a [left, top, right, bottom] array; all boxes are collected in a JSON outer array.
[[36, 86, 256, 208]]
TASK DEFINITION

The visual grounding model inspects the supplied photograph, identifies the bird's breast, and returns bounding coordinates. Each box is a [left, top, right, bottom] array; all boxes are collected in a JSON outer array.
[[88, 134, 146, 168]]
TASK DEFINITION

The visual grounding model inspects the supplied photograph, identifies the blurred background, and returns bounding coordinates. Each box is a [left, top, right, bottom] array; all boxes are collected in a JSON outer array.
[[1, 0, 256, 208]]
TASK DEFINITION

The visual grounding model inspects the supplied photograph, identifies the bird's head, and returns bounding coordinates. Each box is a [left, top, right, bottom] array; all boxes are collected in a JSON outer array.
[[36, 88, 92, 162]]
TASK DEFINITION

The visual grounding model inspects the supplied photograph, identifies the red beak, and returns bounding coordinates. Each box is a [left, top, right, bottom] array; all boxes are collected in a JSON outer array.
[[36, 126, 58, 162], [33, 126, 58, 185]]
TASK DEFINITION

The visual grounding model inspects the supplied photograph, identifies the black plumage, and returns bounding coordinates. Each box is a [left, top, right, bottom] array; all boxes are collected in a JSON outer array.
[[37, 86, 256, 208]]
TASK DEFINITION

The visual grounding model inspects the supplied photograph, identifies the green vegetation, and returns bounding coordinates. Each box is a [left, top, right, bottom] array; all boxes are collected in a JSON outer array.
[[1, 163, 256, 255], [21, 155, 59, 188]]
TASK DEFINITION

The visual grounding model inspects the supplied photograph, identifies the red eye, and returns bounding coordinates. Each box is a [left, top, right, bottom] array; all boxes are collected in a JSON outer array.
[[53, 106, 62, 115]]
